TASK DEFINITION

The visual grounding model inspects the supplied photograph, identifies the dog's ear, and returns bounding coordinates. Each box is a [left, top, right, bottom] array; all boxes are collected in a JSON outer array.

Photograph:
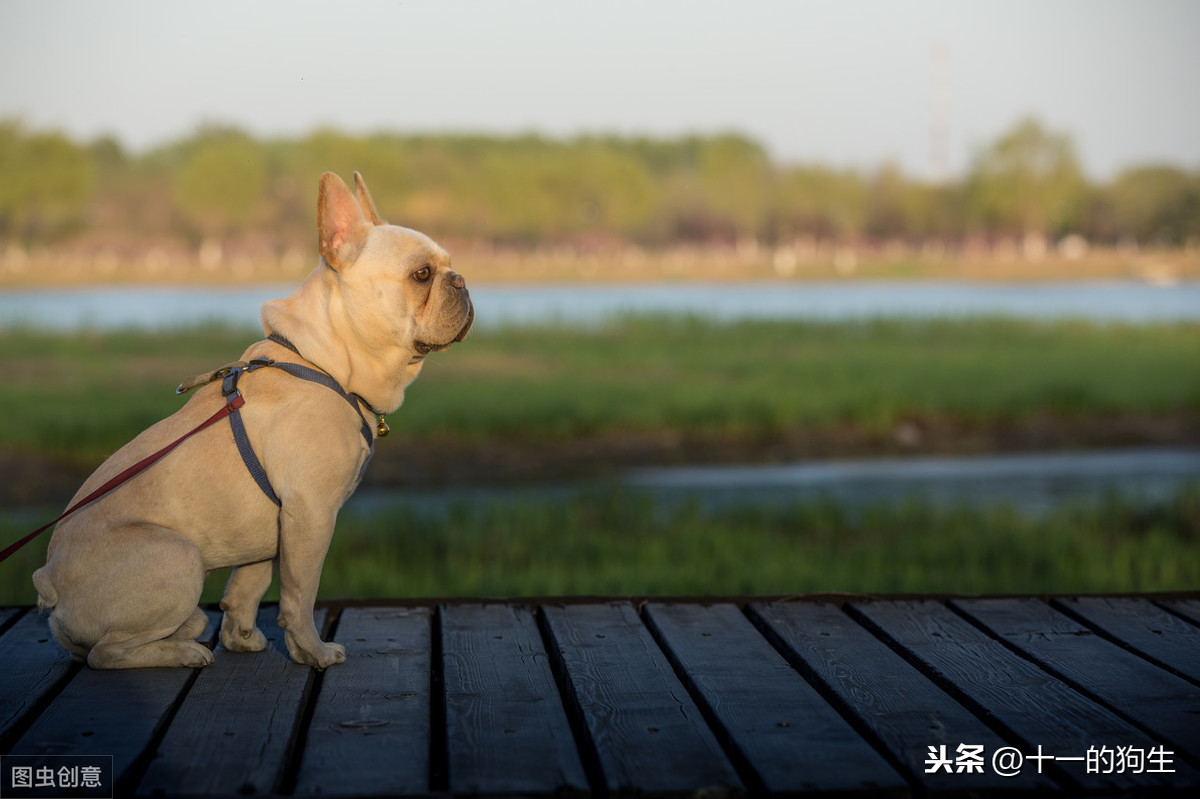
[[353, 171, 385, 226], [317, 172, 373, 270]]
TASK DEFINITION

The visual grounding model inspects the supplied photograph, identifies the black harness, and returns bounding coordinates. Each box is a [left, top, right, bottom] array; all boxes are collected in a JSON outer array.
[[215, 334, 377, 507]]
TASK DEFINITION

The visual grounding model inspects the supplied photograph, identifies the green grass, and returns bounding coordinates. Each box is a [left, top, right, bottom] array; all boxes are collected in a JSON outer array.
[[398, 315, 1200, 440], [2, 316, 1198, 460], [310, 487, 1199, 598], [3, 487, 1197, 605], [0, 325, 255, 462]]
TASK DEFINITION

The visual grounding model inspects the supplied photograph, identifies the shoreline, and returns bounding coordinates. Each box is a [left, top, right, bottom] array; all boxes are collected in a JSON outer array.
[[2, 247, 1198, 290], [6, 411, 1198, 510]]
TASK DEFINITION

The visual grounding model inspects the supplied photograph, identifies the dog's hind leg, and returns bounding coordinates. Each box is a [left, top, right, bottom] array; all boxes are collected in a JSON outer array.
[[172, 607, 211, 641], [219, 558, 275, 652], [67, 523, 212, 669], [87, 623, 215, 670], [86, 595, 214, 670]]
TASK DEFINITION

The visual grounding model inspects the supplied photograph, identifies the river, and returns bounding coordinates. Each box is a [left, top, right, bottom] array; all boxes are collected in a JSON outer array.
[[1, 280, 1199, 330], [340, 447, 1200, 520]]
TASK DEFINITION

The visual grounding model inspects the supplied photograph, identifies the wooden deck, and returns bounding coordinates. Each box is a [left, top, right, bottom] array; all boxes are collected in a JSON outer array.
[[2, 595, 1198, 797]]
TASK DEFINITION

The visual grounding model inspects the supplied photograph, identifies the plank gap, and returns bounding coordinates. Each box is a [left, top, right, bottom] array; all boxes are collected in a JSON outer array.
[[951, 599, 1200, 774], [117, 611, 221, 795], [1154, 599, 1200, 629], [1050, 598, 1200, 690], [947, 599, 1189, 754], [0, 662, 83, 757], [849, 600, 1088, 791], [640, 603, 768, 795], [429, 603, 449, 794], [0, 607, 26, 638], [272, 605, 342, 796], [743, 604, 920, 795], [535, 605, 608, 798]]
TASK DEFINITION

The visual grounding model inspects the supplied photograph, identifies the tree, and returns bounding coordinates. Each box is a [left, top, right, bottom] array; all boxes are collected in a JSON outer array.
[[173, 128, 267, 241], [694, 134, 771, 241], [965, 117, 1086, 238], [0, 120, 93, 244], [1107, 165, 1200, 246], [866, 163, 918, 241], [772, 166, 867, 242]]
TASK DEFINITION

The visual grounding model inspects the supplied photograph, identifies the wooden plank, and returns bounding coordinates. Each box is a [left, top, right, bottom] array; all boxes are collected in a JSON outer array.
[[291, 606, 433, 796], [0, 607, 21, 631], [643, 602, 907, 796], [1160, 598, 1200, 626], [954, 598, 1200, 763], [1055, 596, 1200, 683], [750, 601, 1053, 793], [540, 602, 742, 796], [856, 599, 1198, 791], [441, 604, 589, 796], [0, 608, 77, 750], [5, 611, 220, 791], [135, 606, 326, 797]]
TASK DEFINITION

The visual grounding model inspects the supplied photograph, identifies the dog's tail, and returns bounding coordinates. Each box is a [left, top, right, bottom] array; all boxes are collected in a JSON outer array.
[[32, 567, 58, 611]]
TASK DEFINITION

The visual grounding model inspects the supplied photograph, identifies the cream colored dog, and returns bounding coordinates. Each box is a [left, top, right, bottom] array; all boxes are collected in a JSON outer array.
[[33, 171, 473, 669]]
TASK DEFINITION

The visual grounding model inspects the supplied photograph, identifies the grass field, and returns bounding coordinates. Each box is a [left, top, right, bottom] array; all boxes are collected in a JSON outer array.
[[2, 315, 1198, 463], [1, 315, 1197, 604], [2, 486, 1197, 605]]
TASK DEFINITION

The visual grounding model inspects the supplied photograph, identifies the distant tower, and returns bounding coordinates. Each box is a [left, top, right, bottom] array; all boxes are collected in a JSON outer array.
[[928, 41, 951, 183]]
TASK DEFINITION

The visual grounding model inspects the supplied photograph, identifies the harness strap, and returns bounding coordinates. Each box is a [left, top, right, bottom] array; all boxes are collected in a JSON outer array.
[[222, 364, 281, 507], [268, 362, 375, 448], [269, 334, 390, 437], [263, 335, 377, 490], [219, 349, 376, 507]]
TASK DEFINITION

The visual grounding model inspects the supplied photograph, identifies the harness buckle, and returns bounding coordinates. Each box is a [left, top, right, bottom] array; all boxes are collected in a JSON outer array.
[[221, 366, 244, 398], [176, 360, 246, 395], [177, 358, 275, 396]]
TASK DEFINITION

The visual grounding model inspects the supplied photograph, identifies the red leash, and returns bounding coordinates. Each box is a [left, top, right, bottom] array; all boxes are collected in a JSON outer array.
[[0, 394, 245, 564]]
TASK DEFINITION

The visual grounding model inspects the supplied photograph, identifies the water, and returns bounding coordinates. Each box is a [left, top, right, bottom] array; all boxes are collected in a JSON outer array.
[[623, 447, 1200, 516], [342, 448, 1200, 520], [2, 280, 1199, 331], [477, 281, 1200, 327], [6, 447, 1194, 526]]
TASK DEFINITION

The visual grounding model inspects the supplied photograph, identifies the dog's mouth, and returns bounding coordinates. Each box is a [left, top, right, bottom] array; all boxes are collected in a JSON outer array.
[[413, 305, 475, 358], [413, 340, 450, 356]]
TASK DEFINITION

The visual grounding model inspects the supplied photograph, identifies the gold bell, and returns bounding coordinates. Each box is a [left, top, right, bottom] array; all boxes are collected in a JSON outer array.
[[376, 415, 390, 438]]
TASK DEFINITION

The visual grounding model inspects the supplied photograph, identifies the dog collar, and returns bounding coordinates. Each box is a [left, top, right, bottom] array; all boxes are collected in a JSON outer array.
[[267, 333, 390, 437]]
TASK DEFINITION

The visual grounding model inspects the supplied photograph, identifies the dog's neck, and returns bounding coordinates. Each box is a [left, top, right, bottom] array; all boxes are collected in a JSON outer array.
[[259, 265, 423, 414]]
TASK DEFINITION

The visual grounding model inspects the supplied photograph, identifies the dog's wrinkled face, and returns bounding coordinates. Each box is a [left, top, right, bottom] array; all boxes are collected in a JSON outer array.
[[344, 225, 474, 363]]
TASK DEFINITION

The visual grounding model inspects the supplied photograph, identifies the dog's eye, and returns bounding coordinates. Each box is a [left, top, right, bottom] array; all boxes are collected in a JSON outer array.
[[413, 266, 432, 282]]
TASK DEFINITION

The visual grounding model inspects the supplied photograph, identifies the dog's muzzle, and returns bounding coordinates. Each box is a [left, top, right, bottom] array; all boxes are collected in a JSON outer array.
[[414, 285, 473, 356]]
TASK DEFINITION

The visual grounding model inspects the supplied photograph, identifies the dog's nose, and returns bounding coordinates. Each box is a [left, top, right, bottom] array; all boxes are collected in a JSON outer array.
[[448, 271, 466, 290]]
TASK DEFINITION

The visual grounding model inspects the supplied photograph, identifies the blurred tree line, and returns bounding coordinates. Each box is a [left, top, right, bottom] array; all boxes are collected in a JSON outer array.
[[1, 116, 1197, 254]]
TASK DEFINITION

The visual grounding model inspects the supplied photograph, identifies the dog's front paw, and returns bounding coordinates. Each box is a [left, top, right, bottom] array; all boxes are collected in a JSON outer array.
[[220, 616, 269, 653], [285, 632, 346, 670], [315, 642, 347, 669]]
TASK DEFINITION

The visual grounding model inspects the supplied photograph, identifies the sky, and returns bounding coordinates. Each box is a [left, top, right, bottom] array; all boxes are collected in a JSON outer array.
[[1, 0, 1197, 180]]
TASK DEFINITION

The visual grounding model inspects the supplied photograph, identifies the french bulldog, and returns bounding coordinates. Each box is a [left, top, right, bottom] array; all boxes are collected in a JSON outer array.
[[33, 171, 473, 669]]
